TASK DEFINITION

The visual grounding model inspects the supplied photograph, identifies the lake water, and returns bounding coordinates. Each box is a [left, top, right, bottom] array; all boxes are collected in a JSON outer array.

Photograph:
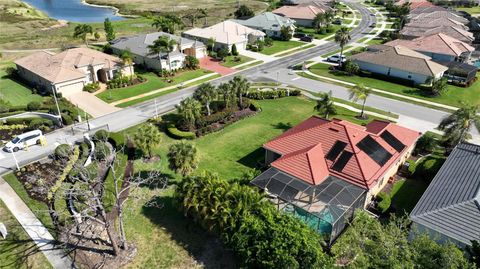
[[22, 0, 124, 22]]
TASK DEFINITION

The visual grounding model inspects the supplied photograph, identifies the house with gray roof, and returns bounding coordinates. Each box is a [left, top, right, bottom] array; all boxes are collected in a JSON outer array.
[[233, 12, 296, 38], [410, 142, 480, 248], [111, 32, 206, 71]]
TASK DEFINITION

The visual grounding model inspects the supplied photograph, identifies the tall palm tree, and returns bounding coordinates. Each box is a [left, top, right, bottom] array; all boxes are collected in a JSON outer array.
[[73, 24, 93, 45], [313, 13, 326, 31], [133, 124, 161, 158], [165, 13, 184, 33], [324, 10, 334, 27], [120, 50, 134, 80], [147, 36, 177, 73], [230, 76, 250, 108], [438, 104, 480, 148], [430, 77, 448, 96], [194, 83, 217, 115], [168, 140, 199, 177], [152, 16, 172, 33], [217, 82, 234, 108], [334, 27, 351, 67], [176, 97, 202, 130], [314, 91, 336, 119], [347, 83, 371, 119]]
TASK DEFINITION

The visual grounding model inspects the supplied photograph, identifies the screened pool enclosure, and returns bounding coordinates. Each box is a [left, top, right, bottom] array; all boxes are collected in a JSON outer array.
[[251, 168, 366, 244]]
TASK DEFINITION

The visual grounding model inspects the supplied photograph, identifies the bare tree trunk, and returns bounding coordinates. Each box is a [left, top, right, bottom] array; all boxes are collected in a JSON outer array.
[[48, 200, 60, 230]]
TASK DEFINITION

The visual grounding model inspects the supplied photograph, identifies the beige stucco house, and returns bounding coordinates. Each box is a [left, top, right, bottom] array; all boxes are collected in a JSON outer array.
[[15, 47, 133, 96]]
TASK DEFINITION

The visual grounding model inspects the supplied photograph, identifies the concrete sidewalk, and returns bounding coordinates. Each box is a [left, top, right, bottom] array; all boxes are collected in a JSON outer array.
[[0, 177, 74, 269]]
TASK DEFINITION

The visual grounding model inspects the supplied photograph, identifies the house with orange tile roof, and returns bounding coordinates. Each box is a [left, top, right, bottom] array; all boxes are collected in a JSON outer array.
[[14, 47, 133, 96], [251, 116, 420, 243], [273, 4, 330, 27]]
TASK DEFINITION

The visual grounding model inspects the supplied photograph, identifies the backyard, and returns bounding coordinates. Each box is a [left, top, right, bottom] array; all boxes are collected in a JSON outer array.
[[260, 40, 306, 55], [0, 67, 45, 107], [96, 69, 214, 103], [305, 63, 480, 107]]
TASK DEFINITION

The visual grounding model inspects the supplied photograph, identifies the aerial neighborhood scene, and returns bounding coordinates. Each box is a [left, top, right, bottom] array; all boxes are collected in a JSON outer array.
[[1, 0, 480, 268]]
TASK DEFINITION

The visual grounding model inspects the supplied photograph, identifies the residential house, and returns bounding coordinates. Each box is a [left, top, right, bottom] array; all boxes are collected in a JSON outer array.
[[405, 17, 469, 31], [273, 4, 330, 27], [111, 32, 206, 71], [251, 117, 420, 243], [395, 0, 434, 10], [408, 10, 469, 24], [350, 45, 449, 85], [14, 48, 133, 96], [409, 5, 449, 14], [410, 142, 480, 248], [182, 20, 265, 52], [234, 12, 296, 38], [400, 25, 474, 44]]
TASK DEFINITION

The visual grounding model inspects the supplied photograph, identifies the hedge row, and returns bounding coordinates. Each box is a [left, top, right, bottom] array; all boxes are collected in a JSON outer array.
[[244, 89, 301, 100], [48, 145, 80, 200], [166, 123, 196, 140]]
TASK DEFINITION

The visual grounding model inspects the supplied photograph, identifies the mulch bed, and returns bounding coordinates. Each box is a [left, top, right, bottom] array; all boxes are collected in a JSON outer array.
[[0, 128, 27, 142]]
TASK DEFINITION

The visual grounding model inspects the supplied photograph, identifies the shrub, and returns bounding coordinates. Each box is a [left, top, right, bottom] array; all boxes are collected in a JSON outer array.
[[249, 101, 262, 111], [55, 144, 72, 160], [231, 43, 239, 56], [26, 101, 42, 111], [6, 117, 36, 125], [244, 89, 301, 100], [414, 157, 445, 181], [185, 55, 199, 69], [48, 146, 80, 200], [414, 133, 437, 155], [264, 37, 274, 47], [28, 118, 53, 130], [376, 192, 391, 213], [79, 142, 90, 159], [95, 141, 111, 160], [94, 129, 110, 141], [83, 82, 100, 93], [61, 113, 73, 125], [108, 132, 125, 151], [166, 123, 196, 140]]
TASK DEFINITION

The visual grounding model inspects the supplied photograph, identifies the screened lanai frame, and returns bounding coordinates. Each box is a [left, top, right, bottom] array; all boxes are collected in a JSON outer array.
[[251, 168, 366, 245]]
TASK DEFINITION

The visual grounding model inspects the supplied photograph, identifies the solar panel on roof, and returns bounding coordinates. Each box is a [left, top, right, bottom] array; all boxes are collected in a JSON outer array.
[[332, 151, 353, 172], [357, 136, 392, 166], [326, 141, 348, 161], [380, 131, 406, 152]]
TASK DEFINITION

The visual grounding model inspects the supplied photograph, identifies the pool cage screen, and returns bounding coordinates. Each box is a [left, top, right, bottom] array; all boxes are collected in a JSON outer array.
[[251, 168, 366, 244]]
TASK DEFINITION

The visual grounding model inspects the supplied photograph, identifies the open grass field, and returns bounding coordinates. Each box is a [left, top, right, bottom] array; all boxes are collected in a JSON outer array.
[[0, 199, 52, 269], [96, 69, 213, 103], [260, 40, 305, 55], [307, 63, 480, 107], [0, 68, 45, 107]]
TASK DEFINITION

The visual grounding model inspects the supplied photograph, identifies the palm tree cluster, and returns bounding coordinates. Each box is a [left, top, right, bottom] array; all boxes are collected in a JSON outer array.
[[168, 141, 199, 176], [175, 172, 332, 268], [152, 14, 184, 34], [73, 24, 93, 45], [147, 36, 177, 73], [313, 11, 334, 32], [438, 104, 480, 148], [175, 76, 250, 130]]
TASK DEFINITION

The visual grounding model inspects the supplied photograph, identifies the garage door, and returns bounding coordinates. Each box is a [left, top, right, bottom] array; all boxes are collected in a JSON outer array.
[[57, 81, 84, 97]]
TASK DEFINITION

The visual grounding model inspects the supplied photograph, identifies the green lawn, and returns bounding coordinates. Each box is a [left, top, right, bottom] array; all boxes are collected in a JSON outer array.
[[96, 69, 213, 103], [297, 25, 342, 40], [0, 199, 52, 269], [0, 68, 44, 107], [236, 60, 263, 70], [260, 40, 305, 55], [456, 6, 480, 15], [308, 63, 480, 107], [220, 55, 254, 68], [389, 179, 429, 214]]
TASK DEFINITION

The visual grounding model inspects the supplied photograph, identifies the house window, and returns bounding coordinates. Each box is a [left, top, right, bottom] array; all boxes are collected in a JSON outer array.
[[171, 60, 180, 68], [408, 75, 412, 79]]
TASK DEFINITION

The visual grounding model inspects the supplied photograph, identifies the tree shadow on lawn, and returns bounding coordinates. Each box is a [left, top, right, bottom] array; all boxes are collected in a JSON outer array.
[[391, 179, 429, 215], [271, 122, 292, 131], [141, 196, 238, 269], [134, 170, 176, 189], [237, 147, 265, 170]]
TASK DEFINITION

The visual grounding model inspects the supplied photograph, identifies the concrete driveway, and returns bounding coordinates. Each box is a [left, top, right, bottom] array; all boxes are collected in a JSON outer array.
[[65, 91, 120, 118]]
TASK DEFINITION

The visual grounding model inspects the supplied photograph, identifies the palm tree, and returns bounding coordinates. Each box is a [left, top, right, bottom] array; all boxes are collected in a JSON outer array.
[[324, 10, 334, 27], [168, 140, 199, 177], [230, 76, 250, 108], [165, 13, 184, 33], [152, 16, 172, 33], [198, 9, 208, 26], [133, 124, 161, 158], [147, 36, 177, 73], [347, 83, 371, 119], [430, 78, 448, 96], [438, 104, 480, 148], [334, 27, 351, 67], [73, 24, 93, 45], [314, 91, 336, 119], [194, 83, 217, 115], [218, 82, 234, 108], [176, 97, 202, 130], [313, 13, 326, 31], [120, 50, 134, 80]]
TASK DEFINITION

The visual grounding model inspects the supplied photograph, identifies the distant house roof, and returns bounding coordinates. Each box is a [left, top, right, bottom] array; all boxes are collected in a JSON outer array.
[[408, 10, 469, 24], [385, 33, 475, 57], [400, 25, 474, 44], [264, 116, 420, 189], [350, 45, 449, 76], [405, 17, 469, 30], [234, 12, 296, 32], [273, 4, 327, 21], [409, 5, 449, 14], [111, 32, 204, 59], [410, 143, 480, 246], [395, 0, 434, 10], [14, 48, 122, 84], [182, 20, 265, 46]]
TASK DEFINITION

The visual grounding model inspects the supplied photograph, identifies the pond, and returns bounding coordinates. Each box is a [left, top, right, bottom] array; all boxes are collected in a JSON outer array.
[[22, 0, 124, 22]]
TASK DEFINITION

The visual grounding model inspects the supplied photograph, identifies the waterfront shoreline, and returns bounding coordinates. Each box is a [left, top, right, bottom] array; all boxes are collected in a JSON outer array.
[[81, 0, 138, 19]]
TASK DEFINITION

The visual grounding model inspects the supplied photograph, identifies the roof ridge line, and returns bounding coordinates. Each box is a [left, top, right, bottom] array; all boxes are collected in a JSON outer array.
[[412, 197, 480, 219], [341, 123, 369, 188]]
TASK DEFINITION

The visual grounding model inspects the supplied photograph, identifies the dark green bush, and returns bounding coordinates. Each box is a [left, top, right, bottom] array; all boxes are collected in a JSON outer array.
[[83, 82, 100, 93], [249, 101, 262, 111], [27, 101, 42, 111], [94, 141, 111, 160], [166, 123, 196, 140], [108, 132, 125, 151], [414, 157, 445, 181], [79, 142, 90, 159], [244, 89, 301, 100], [55, 144, 72, 159], [28, 118, 53, 130], [376, 192, 391, 213], [94, 129, 110, 141], [61, 113, 73, 125]]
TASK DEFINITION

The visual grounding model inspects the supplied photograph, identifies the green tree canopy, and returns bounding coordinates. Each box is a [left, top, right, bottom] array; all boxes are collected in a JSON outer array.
[[347, 83, 371, 119], [438, 104, 480, 148], [133, 124, 161, 158], [73, 24, 93, 44], [234, 4, 254, 18], [193, 82, 217, 115], [104, 18, 116, 41], [314, 90, 336, 118], [175, 97, 202, 130], [167, 140, 199, 176]]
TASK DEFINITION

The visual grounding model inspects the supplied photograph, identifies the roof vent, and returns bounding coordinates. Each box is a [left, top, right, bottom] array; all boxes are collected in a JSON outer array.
[[329, 127, 339, 132]]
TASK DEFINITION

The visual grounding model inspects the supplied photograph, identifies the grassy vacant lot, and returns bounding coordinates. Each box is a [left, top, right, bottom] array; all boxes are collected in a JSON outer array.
[[308, 63, 480, 107], [220, 55, 254, 68], [0, 199, 52, 269], [261, 40, 305, 55], [0, 68, 44, 106], [96, 69, 213, 103], [456, 6, 480, 15]]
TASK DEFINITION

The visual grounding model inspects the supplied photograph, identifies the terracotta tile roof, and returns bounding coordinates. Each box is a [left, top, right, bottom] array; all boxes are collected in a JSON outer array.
[[406, 17, 469, 30], [273, 4, 326, 20], [14, 48, 123, 84], [408, 10, 469, 24], [264, 116, 421, 189], [400, 25, 474, 44], [350, 45, 449, 76], [386, 33, 475, 57], [395, 0, 434, 10]]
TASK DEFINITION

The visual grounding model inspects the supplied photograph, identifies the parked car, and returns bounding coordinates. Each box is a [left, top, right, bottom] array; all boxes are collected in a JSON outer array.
[[326, 54, 346, 63], [300, 35, 313, 42], [3, 130, 43, 152], [294, 32, 307, 38], [333, 19, 342, 25], [369, 23, 376, 28]]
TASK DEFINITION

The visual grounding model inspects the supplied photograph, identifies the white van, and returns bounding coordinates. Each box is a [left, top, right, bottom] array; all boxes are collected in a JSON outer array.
[[4, 130, 43, 152]]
